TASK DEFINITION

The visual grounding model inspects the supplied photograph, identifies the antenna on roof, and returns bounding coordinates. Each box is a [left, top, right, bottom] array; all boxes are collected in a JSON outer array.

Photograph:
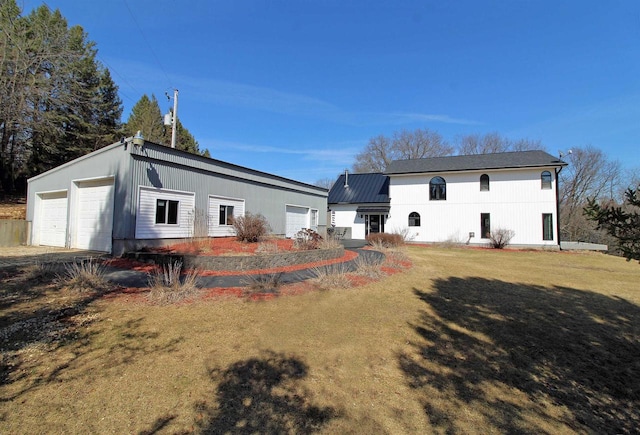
[[344, 169, 349, 188]]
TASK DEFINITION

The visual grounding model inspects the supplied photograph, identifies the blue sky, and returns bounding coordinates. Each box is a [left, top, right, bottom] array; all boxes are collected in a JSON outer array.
[[22, 0, 640, 184]]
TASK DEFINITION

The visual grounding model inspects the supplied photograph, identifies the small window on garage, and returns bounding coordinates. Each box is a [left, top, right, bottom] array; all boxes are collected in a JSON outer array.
[[219, 205, 234, 225], [311, 209, 318, 227], [156, 199, 179, 224], [408, 212, 421, 226]]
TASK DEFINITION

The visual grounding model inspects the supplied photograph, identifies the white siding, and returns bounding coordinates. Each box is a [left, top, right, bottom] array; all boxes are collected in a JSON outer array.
[[135, 187, 195, 239], [208, 195, 245, 237], [386, 168, 559, 246], [331, 204, 366, 239]]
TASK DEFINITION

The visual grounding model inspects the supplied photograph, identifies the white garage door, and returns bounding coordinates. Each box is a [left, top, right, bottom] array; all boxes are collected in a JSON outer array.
[[75, 178, 114, 252], [285, 205, 309, 238], [39, 191, 68, 247]]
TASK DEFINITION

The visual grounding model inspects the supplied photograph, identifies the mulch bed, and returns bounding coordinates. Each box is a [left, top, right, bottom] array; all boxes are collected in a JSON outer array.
[[102, 238, 413, 304]]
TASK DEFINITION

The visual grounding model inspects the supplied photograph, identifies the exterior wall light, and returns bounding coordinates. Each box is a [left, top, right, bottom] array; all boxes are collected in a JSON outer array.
[[133, 130, 145, 147]]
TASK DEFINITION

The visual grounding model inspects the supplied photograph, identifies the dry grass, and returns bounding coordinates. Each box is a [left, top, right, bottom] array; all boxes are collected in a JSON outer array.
[[241, 272, 284, 295], [147, 261, 200, 304], [1, 247, 639, 434], [0, 198, 26, 220], [60, 258, 110, 293], [308, 264, 352, 290]]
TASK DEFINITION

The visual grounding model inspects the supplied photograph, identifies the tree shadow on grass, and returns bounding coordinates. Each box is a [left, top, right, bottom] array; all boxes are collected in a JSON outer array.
[[196, 351, 336, 434], [399, 278, 640, 434]]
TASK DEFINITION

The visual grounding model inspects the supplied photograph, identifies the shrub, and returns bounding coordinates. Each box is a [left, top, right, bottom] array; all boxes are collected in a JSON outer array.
[[242, 273, 283, 295], [294, 228, 322, 250], [366, 232, 404, 249], [353, 254, 384, 279], [309, 264, 351, 290], [488, 228, 516, 249], [147, 261, 200, 304], [60, 258, 110, 293], [232, 213, 270, 243]]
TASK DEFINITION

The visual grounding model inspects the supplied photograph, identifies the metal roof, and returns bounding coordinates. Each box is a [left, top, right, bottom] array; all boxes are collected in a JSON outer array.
[[328, 173, 390, 204], [385, 150, 567, 175]]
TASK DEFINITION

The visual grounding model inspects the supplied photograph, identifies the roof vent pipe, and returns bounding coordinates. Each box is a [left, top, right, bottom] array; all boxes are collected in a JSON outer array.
[[344, 169, 349, 188]]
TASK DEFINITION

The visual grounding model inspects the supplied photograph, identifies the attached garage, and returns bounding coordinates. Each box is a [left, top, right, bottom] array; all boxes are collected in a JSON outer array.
[[37, 191, 68, 247], [285, 205, 310, 238], [73, 178, 115, 252]]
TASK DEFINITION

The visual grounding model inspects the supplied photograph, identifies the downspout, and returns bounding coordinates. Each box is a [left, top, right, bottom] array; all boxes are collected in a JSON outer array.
[[555, 165, 563, 250]]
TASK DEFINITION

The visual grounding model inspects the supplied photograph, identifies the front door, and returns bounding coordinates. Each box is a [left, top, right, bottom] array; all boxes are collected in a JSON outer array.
[[365, 214, 385, 236]]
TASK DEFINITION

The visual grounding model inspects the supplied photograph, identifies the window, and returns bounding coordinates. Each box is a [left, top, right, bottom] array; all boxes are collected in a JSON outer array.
[[429, 176, 446, 200], [480, 174, 490, 191], [311, 209, 318, 227], [541, 171, 552, 189], [542, 213, 553, 241], [155, 199, 179, 224], [219, 205, 234, 225], [481, 213, 491, 239], [408, 212, 421, 227]]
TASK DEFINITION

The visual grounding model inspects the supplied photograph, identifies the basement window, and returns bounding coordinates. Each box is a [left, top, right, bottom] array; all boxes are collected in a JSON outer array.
[[156, 199, 179, 224]]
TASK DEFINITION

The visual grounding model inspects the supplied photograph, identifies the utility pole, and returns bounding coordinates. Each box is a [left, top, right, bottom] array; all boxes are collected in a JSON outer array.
[[171, 89, 178, 149]]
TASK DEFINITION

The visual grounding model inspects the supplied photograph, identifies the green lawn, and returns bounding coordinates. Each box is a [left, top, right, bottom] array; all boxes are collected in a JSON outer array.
[[1, 246, 639, 433]]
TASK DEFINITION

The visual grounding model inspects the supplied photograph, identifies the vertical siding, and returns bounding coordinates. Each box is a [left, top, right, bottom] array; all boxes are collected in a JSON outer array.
[[129, 152, 327, 237], [387, 168, 559, 246]]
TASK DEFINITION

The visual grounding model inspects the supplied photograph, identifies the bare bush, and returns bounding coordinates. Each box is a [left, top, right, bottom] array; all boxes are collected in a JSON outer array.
[[147, 261, 200, 304], [294, 229, 322, 250], [60, 258, 110, 293], [256, 240, 279, 254], [242, 273, 283, 295], [366, 233, 404, 249], [232, 213, 270, 243], [488, 228, 516, 249], [390, 227, 416, 243], [309, 264, 352, 290]]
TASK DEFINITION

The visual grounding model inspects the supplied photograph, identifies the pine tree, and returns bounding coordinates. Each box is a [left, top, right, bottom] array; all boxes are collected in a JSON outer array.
[[584, 187, 640, 263], [125, 94, 165, 144]]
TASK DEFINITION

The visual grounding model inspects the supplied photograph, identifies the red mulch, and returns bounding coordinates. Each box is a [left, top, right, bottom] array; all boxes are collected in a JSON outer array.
[[152, 237, 295, 256], [100, 239, 413, 304]]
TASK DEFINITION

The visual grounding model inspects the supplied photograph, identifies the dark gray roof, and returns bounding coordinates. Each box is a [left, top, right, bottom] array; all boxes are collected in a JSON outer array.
[[328, 173, 389, 204], [385, 150, 567, 175]]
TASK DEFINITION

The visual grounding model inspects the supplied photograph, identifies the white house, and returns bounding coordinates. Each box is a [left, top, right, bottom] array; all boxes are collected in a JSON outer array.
[[328, 150, 567, 248]]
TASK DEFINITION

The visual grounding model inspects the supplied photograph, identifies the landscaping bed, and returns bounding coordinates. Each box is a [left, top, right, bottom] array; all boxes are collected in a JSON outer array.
[[122, 237, 345, 272]]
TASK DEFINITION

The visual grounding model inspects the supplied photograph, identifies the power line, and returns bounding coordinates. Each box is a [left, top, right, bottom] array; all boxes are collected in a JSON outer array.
[[122, 0, 174, 90]]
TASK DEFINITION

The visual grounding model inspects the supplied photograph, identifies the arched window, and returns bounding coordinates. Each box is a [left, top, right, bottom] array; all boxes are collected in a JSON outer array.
[[429, 176, 446, 200], [480, 174, 490, 191], [408, 212, 421, 227], [541, 171, 552, 189]]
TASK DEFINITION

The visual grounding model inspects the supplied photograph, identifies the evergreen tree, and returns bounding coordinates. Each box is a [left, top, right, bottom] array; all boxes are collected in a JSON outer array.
[[125, 94, 165, 144], [584, 187, 640, 263], [0, 1, 123, 192]]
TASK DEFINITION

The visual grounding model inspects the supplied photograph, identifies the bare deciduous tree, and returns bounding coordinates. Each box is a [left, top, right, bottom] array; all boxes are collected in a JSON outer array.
[[456, 132, 544, 155], [352, 129, 453, 173]]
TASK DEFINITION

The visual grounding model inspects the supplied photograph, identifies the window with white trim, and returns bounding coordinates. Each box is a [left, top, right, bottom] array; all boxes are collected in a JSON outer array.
[[311, 209, 318, 227], [219, 205, 234, 225], [155, 199, 179, 224], [542, 213, 554, 241]]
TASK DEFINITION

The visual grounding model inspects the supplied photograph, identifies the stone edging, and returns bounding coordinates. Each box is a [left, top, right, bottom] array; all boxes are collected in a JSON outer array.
[[123, 247, 345, 271]]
